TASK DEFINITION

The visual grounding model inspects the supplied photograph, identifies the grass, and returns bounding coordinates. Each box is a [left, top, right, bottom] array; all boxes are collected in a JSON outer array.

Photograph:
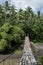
[[36, 56, 43, 65], [34, 42, 43, 47], [33, 39, 43, 43], [14, 49, 23, 55]]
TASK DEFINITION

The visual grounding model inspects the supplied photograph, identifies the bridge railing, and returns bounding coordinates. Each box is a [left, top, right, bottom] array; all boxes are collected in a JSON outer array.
[[0, 54, 22, 65]]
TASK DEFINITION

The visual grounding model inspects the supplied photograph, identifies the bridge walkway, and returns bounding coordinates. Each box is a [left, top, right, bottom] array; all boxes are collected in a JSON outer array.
[[20, 36, 37, 65]]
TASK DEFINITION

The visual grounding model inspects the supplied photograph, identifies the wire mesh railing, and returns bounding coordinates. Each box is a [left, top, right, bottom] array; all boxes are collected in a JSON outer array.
[[0, 54, 22, 65]]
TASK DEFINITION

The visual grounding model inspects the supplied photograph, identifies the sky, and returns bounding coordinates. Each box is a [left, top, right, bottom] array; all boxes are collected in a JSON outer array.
[[0, 0, 43, 13]]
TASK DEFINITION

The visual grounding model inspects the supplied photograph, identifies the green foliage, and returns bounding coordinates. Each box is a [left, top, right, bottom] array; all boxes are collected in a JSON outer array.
[[0, 32, 8, 39], [0, 1, 43, 52], [13, 26, 25, 43], [0, 39, 7, 52], [38, 56, 43, 65], [0, 22, 11, 32], [0, 23, 25, 52]]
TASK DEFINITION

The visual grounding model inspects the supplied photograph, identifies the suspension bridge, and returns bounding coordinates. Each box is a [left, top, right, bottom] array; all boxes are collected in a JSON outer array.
[[0, 36, 37, 65], [20, 36, 37, 65]]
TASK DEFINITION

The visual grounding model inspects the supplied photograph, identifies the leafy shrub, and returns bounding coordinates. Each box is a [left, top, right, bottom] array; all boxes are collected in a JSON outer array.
[[0, 39, 7, 52]]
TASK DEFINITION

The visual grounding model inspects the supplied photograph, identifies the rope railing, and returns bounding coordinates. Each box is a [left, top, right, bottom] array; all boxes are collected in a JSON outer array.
[[0, 54, 22, 65]]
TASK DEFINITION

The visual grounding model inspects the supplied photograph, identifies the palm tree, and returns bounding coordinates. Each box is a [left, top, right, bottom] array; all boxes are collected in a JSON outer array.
[[18, 9, 24, 21], [37, 11, 40, 18], [0, 5, 4, 25]]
